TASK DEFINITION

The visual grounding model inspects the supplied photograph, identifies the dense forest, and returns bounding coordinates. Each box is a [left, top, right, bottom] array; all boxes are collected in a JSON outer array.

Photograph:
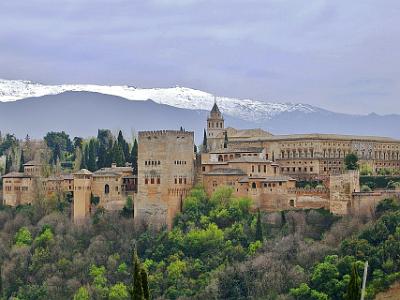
[[0, 129, 138, 178], [1, 131, 400, 299], [0, 184, 399, 299]]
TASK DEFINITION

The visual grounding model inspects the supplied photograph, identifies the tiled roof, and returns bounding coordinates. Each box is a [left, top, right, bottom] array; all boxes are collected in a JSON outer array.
[[73, 169, 93, 175], [2, 172, 30, 178], [228, 157, 272, 163], [205, 168, 246, 176], [239, 175, 295, 183], [209, 147, 264, 154], [23, 160, 41, 166], [236, 133, 400, 143]]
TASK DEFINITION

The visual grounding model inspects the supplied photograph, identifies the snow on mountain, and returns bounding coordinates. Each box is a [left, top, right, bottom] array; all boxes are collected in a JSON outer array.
[[0, 79, 317, 122]]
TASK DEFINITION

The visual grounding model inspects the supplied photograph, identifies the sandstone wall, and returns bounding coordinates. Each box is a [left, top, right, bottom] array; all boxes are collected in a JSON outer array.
[[136, 131, 195, 229]]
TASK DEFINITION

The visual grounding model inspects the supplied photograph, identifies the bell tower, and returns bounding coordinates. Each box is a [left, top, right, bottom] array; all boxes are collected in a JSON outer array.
[[207, 97, 225, 151]]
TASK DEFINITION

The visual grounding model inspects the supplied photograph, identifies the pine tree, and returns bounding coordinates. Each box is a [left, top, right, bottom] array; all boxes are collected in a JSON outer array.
[[130, 139, 138, 175], [131, 248, 144, 300], [140, 267, 150, 300], [346, 263, 361, 300], [19, 149, 25, 173], [202, 129, 207, 152], [255, 209, 263, 241]]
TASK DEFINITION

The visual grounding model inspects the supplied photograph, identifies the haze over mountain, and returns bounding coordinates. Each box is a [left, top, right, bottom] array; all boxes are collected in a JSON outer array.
[[0, 79, 399, 140]]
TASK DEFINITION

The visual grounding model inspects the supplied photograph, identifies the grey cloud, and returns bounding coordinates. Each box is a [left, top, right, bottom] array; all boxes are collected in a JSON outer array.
[[0, 0, 399, 114]]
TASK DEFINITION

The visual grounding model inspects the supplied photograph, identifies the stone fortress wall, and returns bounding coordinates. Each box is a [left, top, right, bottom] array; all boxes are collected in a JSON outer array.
[[135, 130, 195, 229], [2, 103, 400, 227]]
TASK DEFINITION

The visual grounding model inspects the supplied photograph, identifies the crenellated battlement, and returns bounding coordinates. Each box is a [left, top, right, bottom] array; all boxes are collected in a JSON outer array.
[[288, 187, 330, 195], [139, 130, 194, 138]]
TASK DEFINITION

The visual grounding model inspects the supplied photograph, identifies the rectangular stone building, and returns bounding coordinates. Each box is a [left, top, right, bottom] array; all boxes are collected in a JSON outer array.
[[135, 130, 195, 229]]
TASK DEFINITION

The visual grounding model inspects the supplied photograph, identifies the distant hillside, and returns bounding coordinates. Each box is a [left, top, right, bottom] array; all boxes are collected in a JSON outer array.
[[0, 92, 256, 141], [0, 91, 399, 140]]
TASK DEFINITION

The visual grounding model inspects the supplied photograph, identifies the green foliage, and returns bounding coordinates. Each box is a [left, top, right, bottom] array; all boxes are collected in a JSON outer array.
[[132, 248, 144, 300], [14, 227, 32, 247], [44, 131, 73, 163], [210, 186, 233, 207], [360, 185, 372, 192], [89, 264, 109, 298], [345, 263, 361, 300], [140, 268, 150, 300], [5, 187, 398, 300], [122, 196, 133, 218], [0, 133, 17, 156], [87, 139, 97, 172], [290, 283, 328, 300], [376, 198, 400, 217], [112, 141, 125, 167], [130, 139, 138, 175], [255, 209, 263, 241], [33, 226, 54, 248], [359, 164, 373, 176], [73, 286, 90, 300], [344, 153, 359, 170], [202, 129, 207, 152], [248, 240, 262, 256], [360, 176, 400, 190], [292, 197, 400, 300], [109, 283, 129, 300], [117, 130, 130, 165]]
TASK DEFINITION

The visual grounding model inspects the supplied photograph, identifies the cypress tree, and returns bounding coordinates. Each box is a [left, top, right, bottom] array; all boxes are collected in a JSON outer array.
[[130, 139, 138, 175], [5, 155, 12, 174], [81, 145, 88, 170], [202, 129, 207, 152], [87, 139, 97, 172], [117, 130, 130, 164], [131, 248, 144, 300], [224, 131, 228, 148], [255, 209, 263, 241], [346, 263, 361, 300], [19, 149, 25, 173], [112, 142, 125, 167], [0, 261, 3, 299], [140, 267, 150, 300]]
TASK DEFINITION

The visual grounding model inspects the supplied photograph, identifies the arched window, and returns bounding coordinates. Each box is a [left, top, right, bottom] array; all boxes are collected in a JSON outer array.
[[105, 184, 110, 194], [251, 182, 256, 189], [218, 155, 223, 162]]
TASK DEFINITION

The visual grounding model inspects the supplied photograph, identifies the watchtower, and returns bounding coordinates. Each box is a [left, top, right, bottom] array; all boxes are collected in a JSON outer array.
[[135, 130, 195, 229], [207, 99, 225, 151]]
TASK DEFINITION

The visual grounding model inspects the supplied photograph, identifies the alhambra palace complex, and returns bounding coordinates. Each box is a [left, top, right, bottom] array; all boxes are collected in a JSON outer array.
[[2, 103, 400, 228]]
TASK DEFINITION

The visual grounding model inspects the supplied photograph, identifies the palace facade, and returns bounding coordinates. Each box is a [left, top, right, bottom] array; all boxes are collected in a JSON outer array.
[[2, 102, 400, 228]]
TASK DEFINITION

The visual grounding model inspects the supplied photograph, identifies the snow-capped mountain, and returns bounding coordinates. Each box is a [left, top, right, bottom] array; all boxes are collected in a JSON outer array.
[[0, 79, 317, 122]]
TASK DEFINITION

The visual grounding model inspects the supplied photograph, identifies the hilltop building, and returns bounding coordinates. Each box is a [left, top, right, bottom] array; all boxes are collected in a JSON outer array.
[[135, 130, 195, 228], [2, 102, 400, 228]]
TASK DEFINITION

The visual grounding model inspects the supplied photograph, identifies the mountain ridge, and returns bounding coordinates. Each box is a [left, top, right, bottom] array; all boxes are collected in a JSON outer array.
[[0, 79, 321, 122], [0, 79, 399, 140]]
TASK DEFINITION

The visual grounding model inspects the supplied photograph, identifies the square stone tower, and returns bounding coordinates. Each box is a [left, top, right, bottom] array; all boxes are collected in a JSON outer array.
[[73, 169, 93, 224], [207, 102, 225, 151], [135, 130, 195, 229]]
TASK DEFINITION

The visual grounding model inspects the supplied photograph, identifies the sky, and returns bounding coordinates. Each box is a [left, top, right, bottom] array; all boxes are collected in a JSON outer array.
[[0, 0, 399, 115]]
